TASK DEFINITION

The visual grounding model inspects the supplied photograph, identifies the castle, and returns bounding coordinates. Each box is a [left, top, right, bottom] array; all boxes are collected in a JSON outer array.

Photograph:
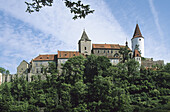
[[17, 24, 143, 75], [0, 24, 164, 83]]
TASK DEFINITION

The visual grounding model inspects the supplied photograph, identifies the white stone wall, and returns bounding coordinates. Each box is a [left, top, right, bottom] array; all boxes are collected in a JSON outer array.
[[132, 37, 144, 57], [110, 59, 119, 65], [135, 57, 141, 66]]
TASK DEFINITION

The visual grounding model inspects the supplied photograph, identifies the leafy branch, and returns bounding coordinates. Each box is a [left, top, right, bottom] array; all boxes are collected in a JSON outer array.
[[25, 0, 94, 20]]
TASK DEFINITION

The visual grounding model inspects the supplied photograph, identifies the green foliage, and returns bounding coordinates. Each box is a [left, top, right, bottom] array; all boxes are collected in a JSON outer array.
[[25, 0, 94, 20], [0, 55, 169, 111], [164, 63, 170, 73], [119, 46, 131, 63], [0, 67, 10, 75]]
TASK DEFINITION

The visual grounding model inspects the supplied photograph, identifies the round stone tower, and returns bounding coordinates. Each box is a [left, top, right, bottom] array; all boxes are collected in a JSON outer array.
[[131, 24, 144, 57]]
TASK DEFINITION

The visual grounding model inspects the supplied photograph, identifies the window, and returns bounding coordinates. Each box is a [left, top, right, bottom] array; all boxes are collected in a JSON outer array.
[[40, 57, 42, 59], [129, 53, 131, 58], [98, 50, 99, 53], [73, 54, 75, 56], [139, 39, 141, 41], [85, 47, 87, 50], [65, 54, 67, 56], [111, 50, 113, 53], [36, 63, 38, 67], [104, 50, 105, 53], [47, 57, 49, 59], [36, 68, 39, 73], [41, 68, 43, 73], [114, 53, 119, 57], [108, 50, 109, 53]]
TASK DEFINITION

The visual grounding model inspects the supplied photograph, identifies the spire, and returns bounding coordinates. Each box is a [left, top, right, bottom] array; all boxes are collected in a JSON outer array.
[[80, 30, 91, 41], [133, 24, 143, 38], [125, 38, 128, 46]]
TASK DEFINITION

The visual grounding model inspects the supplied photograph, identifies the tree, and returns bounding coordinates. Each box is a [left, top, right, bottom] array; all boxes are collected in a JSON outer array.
[[62, 55, 86, 85], [164, 63, 170, 73], [84, 55, 111, 83], [0, 67, 10, 75], [25, 0, 94, 20], [119, 46, 131, 63]]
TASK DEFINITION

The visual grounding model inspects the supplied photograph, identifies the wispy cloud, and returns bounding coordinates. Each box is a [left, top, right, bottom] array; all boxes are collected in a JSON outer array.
[[149, 0, 163, 39]]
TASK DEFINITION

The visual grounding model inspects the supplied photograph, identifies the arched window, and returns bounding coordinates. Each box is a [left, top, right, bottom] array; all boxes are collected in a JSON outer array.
[[114, 53, 119, 57]]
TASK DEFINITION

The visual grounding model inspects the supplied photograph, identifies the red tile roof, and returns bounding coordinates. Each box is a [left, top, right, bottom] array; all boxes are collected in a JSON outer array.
[[92, 44, 131, 50], [132, 24, 143, 39], [133, 49, 141, 57], [58, 51, 81, 59], [33, 54, 56, 61]]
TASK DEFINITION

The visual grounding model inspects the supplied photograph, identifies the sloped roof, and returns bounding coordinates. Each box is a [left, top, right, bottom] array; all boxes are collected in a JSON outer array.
[[58, 51, 81, 59], [133, 49, 141, 57], [132, 24, 143, 39], [33, 54, 56, 61], [92, 44, 131, 50], [22, 60, 29, 64], [79, 30, 91, 41]]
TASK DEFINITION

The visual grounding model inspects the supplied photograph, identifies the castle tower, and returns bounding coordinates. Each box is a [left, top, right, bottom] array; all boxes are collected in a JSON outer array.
[[131, 24, 144, 57], [78, 30, 91, 55]]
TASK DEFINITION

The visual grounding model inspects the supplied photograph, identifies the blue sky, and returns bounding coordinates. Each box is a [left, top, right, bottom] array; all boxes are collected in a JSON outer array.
[[0, 0, 170, 74]]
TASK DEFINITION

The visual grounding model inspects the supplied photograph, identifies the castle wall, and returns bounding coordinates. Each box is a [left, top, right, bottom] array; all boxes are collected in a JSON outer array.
[[141, 60, 164, 68], [135, 57, 141, 66], [79, 40, 91, 55], [31, 60, 54, 74], [17, 61, 29, 75], [57, 59, 68, 74], [132, 37, 144, 57]]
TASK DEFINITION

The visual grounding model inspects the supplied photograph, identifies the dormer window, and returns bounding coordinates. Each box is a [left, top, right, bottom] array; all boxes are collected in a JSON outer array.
[[40, 57, 42, 59], [47, 57, 49, 59], [65, 54, 67, 56]]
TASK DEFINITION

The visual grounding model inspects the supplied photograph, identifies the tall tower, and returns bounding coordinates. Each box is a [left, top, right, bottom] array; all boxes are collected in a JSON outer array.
[[131, 24, 144, 57], [78, 30, 91, 55]]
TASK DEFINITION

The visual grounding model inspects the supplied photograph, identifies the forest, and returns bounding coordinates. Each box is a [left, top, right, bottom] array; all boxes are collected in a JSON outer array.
[[0, 55, 170, 112]]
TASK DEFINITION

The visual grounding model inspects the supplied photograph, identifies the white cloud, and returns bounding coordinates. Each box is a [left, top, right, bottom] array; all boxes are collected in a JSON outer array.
[[149, 0, 163, 39]]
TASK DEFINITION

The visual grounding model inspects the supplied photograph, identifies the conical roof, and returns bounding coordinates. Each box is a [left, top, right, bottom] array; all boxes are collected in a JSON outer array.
[[133, 49, 141, 57], [132, 24, 143, 39], [80, 30, 91, 41]]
